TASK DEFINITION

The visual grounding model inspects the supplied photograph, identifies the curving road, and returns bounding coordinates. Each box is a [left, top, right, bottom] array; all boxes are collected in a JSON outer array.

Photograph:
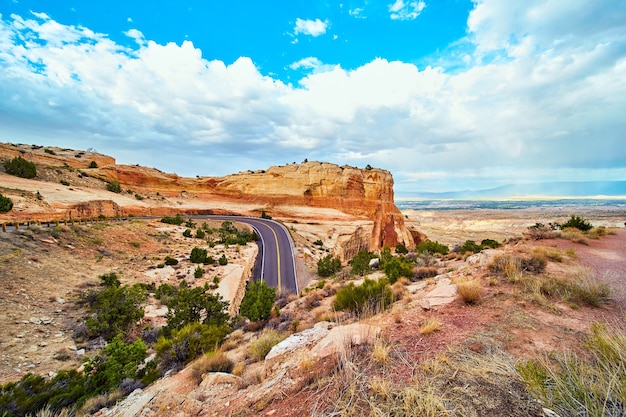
[[2, 215, 299, 295], [191, 216, 298, 295]]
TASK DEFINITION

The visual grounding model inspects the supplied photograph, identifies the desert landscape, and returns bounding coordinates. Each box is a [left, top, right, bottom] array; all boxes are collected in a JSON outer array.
[[1, 144, 625, 417]]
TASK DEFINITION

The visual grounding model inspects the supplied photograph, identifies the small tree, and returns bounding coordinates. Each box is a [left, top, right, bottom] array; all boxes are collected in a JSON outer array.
[[182, 228, 192, 238], [395, 243, 408, 255], [350, 250, 375, 276], [560, 215, 593, 232], [88, 161, 98, 168], [4, 156, 36, 178], [239, 280, 276, 322], [218, 254, 228, 265], [164, 281, 229, 333], [317, 254, 341, 277], [0, 193, 13, 213], [194, 265, 204, 278]]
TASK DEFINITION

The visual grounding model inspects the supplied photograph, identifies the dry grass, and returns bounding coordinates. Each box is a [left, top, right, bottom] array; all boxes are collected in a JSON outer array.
[[372, 339, 392, 366], [559, 228, 589, 245], [457, 279, 482, 304], [246, 329, 285, 362], [313, 335, 542, 417], [190, 351, 234, 384], [531, 246, 562, 262], [232, 362, 245, 376], [488, 254, 522, 280], [518, 322, 626, 417], [419, 317, 442, 335]]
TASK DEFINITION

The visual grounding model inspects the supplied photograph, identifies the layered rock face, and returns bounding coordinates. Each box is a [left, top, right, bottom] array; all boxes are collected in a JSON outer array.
[[99, 161, 418, 252], [1, 143, 421, 253]]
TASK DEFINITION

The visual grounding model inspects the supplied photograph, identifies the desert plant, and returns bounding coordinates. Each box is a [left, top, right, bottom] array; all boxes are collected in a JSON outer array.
[[317, 254, 342, 277], [195, 228, 205, 239], [459, 240, 482, 254], [0, 193, 13, 212], [526, 223, 553, 240], [182, 228, 192, 238], [413, 266, 439, 280], [333, 278, 394, 315], [155, 322, 230, 371], [395, 243, 409, 254], [247, 329, 285, 362], [164, 256, 178, 266], [4, 156, 36, 178], [416, 240, 449, 255], [518, 322, 625, 417], [160, 214, 185, 225], [194, 265, 204, 278], [84, 281, 146, 341], [382, 257, 413, 284], [190, 351, 234, 383], [163, 281, 229, 334], [239, 280, 276, 322], [559, 215, 593, 231], [88, 160, 98, 168], [349, 250, 375, 276], [190, 247, 208, 263], [457, 280, 482, 304], [105, 180, 122, 193], [218, 254, 228, 265], [419, 317, 442, 335], [59, 179, 70, 186]]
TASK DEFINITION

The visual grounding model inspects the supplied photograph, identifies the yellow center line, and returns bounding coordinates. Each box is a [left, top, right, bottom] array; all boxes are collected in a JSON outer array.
[[249, 219, 281, 289]]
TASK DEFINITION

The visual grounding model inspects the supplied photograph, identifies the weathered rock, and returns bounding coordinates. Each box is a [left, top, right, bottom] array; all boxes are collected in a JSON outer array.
[[421, 282, 457, 310], [310, 323, 381, 358]]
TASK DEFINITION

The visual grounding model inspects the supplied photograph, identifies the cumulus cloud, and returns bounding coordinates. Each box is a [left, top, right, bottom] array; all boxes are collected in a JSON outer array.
[[294, 18, 328, 37], [0, 3, 624, 192], [388, 0, 426, 21], [349, 8, 366, 19]]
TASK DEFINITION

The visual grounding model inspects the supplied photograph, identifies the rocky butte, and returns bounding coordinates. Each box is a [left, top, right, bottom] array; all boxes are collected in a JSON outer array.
[[0, 143, 423, 260]]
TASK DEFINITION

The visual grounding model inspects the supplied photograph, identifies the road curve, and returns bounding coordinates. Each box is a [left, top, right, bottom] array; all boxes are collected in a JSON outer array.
[[2, 215, 299, 295], [191, 216, 298, 295]]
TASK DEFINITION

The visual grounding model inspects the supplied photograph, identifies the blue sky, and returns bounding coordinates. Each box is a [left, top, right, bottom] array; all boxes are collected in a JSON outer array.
[[1, 0, 625, 195]]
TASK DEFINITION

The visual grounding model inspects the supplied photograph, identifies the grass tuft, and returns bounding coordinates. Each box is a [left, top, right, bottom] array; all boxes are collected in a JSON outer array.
[[457, 279, 482, 304], [247, 329, 285, 362], [419, 317, 442, 335]]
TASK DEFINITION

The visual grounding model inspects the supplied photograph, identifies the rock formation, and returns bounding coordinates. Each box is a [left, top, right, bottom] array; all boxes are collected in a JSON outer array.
[[1, 143, 422, 254]]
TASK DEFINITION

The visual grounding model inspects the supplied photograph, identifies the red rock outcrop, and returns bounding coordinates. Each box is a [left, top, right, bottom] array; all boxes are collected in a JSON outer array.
[[1, 143, 420, 252]]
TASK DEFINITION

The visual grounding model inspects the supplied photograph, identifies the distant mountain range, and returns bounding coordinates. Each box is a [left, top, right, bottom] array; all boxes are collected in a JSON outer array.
[[397, 181, 626, 199]]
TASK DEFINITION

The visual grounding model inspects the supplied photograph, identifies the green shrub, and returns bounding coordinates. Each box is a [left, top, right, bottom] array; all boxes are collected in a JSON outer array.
[[164, 256, 178, 266], [395, 243, 409, 254], [559, 215, 593, 232], [44, 148, 56, 155], [313, 239, 324, 246], [164, 281, 229, 333], [218, 254, 228, 265], [190, 247, 208, 263], [416, 240, 449, 255], [459, 240, 482, 254], [182, 228, 192, 238], [239, 280, 276, 322], [195, 228, 205, 239], [350, 250, 375, 276], [4, 156, 36, 178], [480, 239, 500, 249], [382, 257, 413, 284], [333, 278, 393, 314], [317, 254, 342, 277], [99, 272, 121, 287], [0, 193, 13, 213], [194, 265, 204, 278], [161, 214, 184, 225], [88, 161, 98, 168], [85, 282, 146, 341], [105, 180, 122, 193], [83, 335, 147, 394], [155, 322, 229, 371], [60, 179, 70, 186]]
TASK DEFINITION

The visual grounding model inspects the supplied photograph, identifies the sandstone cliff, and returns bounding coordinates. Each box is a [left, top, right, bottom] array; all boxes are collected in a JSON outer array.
[[1, 143, 421, 254]]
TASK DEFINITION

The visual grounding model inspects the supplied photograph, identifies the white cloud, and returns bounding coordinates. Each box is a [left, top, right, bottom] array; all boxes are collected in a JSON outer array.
[[294, 18, 328, 37], [349, 8, 366, 19], [388, 0, 426, 21], [0, 4, 625, 192]]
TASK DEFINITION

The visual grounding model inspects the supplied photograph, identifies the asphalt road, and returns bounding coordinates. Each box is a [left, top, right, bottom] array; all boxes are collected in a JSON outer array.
[[2, 215, 299, 294], [199, 216, 299, 294]]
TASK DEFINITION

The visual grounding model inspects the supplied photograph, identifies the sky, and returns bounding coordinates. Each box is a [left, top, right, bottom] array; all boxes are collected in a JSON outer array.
[[0, 0, 625, 195]]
